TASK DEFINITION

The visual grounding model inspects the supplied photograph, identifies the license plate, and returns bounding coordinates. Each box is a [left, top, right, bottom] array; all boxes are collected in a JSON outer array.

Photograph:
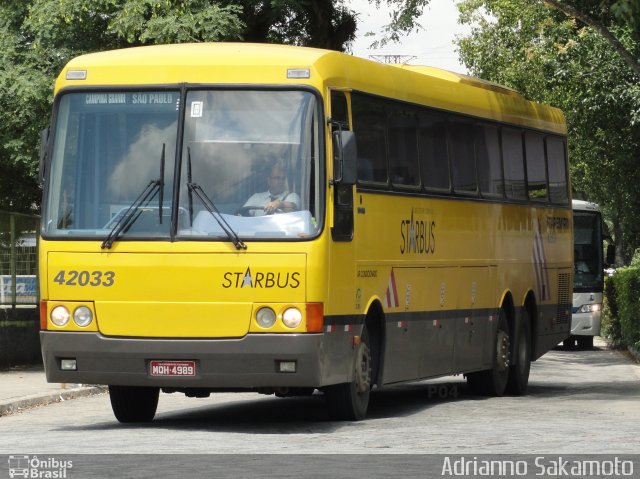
[[149, 360, 196, 377]]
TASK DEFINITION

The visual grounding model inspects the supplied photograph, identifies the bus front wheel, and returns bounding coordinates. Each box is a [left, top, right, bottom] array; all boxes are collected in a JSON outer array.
[[324, 326, 372, 421], [109, 385, 159, 423]]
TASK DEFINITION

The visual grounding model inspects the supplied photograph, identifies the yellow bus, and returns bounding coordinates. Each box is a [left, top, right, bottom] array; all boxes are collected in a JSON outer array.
[[39, 43, 572, 422]]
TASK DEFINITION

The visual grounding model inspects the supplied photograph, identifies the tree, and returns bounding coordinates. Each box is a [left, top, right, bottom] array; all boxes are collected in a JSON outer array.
[[542, 0, 640, 76], [373, 0, 640, 77], [0, 1, 49, 212], [22, 0, 356, 55], [0, 1, 357, 213], [238, 0, 356, 50]]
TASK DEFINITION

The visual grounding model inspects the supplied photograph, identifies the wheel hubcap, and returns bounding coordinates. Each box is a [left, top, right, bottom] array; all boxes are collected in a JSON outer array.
[[496, 330, 510, 372], [354, 342, 372, 393]]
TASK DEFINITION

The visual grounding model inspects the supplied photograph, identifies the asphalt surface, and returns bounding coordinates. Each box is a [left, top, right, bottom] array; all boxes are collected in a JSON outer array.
[[1, 336, 638, 418]]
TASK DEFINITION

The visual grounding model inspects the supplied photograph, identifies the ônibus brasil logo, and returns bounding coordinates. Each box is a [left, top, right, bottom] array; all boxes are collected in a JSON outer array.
[[8, 455, 73, 478]]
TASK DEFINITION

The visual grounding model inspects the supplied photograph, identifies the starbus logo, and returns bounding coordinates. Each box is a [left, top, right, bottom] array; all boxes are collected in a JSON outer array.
[[7, 455, 73, 478], [222, 267, 301, 289], [400, 208, 436, 255]]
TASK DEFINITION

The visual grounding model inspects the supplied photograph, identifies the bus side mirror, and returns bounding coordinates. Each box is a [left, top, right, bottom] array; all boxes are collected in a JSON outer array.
[[606, 244, 616, 267], [332, 130, 357, 186], [39, 127, 50, 183]]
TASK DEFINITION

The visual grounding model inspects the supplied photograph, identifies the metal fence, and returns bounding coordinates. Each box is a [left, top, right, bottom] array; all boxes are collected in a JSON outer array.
[[0, 210, 39, 307], [0, 211, 41, 368]]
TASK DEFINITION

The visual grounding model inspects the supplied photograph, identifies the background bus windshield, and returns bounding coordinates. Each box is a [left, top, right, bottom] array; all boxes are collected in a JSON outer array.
[[573, 211, 604, 291]]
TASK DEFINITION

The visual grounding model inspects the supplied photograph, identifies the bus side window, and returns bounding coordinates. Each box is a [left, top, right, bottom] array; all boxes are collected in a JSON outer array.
[[525, 131, 548, 202], [449, 118, 477, 195], [330, 91, 349, 129], [418, 110, 450, 192], [501, 127, 527, 201], [476, 124, 503, 198], [388, 104, 419, 187], [357, 155, 374, 181], [546, 136, 569, 205], [352, 93, 388, 184]]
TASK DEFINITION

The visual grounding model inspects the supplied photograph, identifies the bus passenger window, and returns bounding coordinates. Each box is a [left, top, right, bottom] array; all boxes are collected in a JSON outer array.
[[388, 105, 419, 187], [357, 155, 374, 181], [525, 132, 548, 202], [476, 124, 503, 198], [418, 111, 449, 191], [546, 137, 569, 205], [352, 94, 388, 183], [449, 119, 477, 194], [354, 129, 386, 182], [501, 128, 526, 201]]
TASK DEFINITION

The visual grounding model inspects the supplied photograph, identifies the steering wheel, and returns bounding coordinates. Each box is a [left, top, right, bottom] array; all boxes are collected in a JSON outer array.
[[236, 206, 283, 217]]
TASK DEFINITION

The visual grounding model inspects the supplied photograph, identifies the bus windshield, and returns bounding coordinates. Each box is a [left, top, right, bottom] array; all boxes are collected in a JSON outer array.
[[573, 210, 604, 292], [44, 89, 321, 241]]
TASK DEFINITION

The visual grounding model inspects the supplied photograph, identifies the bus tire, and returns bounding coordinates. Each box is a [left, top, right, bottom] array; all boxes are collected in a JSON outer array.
[[506, 310, 531, 395], [467, 310, 511, 396], [324, 326, 372, 421], [577, 336, 594, 350], [109, 385, 159, 423]]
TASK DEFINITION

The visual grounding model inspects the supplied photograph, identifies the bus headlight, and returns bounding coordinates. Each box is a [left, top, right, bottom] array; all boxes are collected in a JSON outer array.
[[73, 306, 93, 327], [578, 303, 601, 313], [282, 308, 303, 328], [50, 306, 71, 327], [256, 307, 276, 328]]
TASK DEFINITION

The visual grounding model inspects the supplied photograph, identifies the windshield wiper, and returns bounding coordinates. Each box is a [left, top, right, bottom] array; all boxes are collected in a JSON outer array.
[[101, 145, 165, 249], [187, 150, 247, 250]]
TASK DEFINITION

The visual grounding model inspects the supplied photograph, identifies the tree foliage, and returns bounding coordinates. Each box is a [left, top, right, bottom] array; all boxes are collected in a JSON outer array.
[[542, 0, 640, 76], [0, 0, 356, 213], [0, 1, 49, 212], [375, 0, 640, 75], [604, 266, 640, 347]]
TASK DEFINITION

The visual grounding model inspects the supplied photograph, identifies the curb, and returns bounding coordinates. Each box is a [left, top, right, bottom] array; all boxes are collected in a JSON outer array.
[[0, 386, 107, 417]]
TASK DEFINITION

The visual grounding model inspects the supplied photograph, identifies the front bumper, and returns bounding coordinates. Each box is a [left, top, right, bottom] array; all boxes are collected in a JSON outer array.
[[570, 311, 602, 337], [40, 331, 329, 388]]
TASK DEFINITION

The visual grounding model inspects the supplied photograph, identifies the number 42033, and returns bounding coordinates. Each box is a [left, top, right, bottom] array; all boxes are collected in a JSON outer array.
[[53, 270, 115, 287]]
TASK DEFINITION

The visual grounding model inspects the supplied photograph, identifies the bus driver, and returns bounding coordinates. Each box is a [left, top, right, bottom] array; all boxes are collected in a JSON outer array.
[[242, 161, 300, 216]]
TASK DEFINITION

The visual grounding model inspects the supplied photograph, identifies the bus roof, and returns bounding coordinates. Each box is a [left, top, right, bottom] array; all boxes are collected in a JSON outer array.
[[572, 199, 600, 212], [56, 43, 566, 134]]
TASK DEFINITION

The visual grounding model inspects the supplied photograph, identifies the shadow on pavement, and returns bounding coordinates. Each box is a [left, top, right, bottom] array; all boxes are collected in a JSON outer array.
[[54, 344, 639, 433]]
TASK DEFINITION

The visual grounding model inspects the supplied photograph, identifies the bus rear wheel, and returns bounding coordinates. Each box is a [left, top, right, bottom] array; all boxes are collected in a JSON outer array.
[[506, 310, 531, 395], [109, 385, 159, 423], [467, 310, 511, 396], [324, 326, 372, 421]]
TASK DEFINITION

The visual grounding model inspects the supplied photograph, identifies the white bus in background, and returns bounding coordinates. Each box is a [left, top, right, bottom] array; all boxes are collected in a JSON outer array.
[[569, 200, 614, 349]]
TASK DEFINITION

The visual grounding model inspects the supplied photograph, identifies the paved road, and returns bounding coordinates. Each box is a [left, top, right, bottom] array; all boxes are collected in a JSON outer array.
[[1, 342, 639, 456]]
